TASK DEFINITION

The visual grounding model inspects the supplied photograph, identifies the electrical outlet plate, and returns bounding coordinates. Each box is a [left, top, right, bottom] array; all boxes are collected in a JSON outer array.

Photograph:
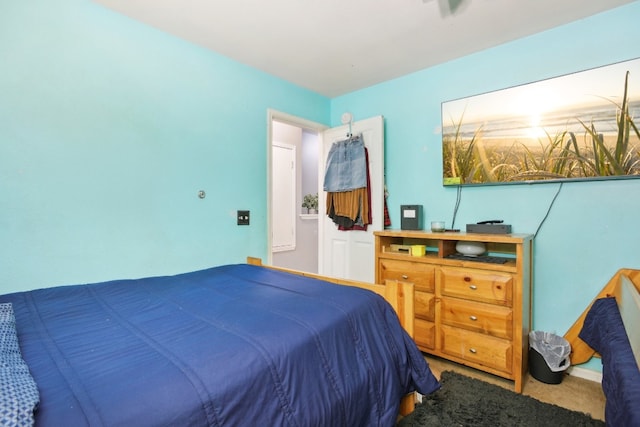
[[237, 210, 250, 225]]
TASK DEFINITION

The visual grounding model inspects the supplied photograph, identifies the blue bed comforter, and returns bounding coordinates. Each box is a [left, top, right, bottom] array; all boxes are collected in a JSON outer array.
[[579, 297, 640, 427], [0, 264, 439, 427]]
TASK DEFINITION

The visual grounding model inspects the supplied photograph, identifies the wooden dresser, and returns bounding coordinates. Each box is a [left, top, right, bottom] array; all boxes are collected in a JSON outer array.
[[374, 230, 533, 392]]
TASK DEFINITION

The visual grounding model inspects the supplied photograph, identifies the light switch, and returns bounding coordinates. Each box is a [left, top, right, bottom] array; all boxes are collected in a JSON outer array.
[[237, 210, 250, 225]]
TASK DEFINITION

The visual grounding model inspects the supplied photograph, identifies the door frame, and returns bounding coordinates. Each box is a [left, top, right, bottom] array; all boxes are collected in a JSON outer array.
[[266, 109, 327, 266]]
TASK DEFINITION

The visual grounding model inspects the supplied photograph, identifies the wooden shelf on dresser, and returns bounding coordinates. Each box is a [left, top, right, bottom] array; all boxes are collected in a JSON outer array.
[[374, 230, 533, 393]]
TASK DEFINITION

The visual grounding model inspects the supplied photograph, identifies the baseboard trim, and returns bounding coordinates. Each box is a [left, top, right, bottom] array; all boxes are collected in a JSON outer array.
[[567, 366, 602, 383]]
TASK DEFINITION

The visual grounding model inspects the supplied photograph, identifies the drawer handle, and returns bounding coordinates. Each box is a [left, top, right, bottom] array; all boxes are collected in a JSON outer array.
[[469, 315, 478, 321], [469, 348, 477, 354], [402, 275, 409, 280], [469, 285, 477, 290]]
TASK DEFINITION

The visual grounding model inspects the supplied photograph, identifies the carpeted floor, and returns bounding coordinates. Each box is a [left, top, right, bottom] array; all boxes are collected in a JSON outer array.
[[398, 371, 605, 427]]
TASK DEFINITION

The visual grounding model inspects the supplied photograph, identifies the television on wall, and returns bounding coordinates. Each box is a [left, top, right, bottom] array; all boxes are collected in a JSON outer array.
[[441, 57, 640, 186]]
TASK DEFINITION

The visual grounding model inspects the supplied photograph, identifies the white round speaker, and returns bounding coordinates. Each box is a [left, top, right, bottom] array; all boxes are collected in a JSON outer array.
[[455, 241, 486, 256]]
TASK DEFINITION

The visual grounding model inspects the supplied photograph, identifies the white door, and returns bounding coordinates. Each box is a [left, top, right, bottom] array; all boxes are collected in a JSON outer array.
[[272, 142, 296, 252], [319, 116, 384, 283]]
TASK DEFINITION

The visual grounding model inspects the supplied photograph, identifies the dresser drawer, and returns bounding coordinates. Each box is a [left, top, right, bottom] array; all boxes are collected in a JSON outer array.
[[441, 298, 513, 339], [379, 259, 435, 292], [439, 267, 513, 305], [415, 319, 435, 350], [415, 290, 435, 321], [440, 325, 512, 374]]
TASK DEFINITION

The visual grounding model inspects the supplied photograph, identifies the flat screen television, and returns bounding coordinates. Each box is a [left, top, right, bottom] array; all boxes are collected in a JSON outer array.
[[441, 57, 640, 186]]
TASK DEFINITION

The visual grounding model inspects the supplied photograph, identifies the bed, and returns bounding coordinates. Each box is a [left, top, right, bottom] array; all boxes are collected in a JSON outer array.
[[0, 259, 440, 426], [564, 269, 640, 426]]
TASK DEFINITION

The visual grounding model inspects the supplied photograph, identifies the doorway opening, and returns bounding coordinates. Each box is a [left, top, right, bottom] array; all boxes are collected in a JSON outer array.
[[267, 110, 327, 273]]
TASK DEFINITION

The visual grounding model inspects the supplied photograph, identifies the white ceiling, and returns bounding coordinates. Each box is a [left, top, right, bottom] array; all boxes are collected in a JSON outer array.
[[94, 0, 634, 97]]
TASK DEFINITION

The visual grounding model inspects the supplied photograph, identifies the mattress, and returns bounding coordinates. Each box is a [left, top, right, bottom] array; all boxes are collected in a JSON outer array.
[[579, 297, 640, 427], [1, 263, 440, 426]]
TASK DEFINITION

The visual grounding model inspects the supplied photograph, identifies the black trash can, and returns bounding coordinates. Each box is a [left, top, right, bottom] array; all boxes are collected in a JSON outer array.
[[528, 331, 571, 384], [529, 347, 565, 384]]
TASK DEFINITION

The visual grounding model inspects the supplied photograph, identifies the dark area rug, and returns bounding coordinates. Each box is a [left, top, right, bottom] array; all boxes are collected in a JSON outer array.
[[398, 371, 604, 427]]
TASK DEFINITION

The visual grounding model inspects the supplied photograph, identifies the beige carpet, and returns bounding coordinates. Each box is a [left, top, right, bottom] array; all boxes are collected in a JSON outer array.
[[424, 355, 606, 422]]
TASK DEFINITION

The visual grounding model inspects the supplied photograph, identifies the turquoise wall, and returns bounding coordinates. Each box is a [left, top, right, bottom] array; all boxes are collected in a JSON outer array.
[[2, 0, 639, 374], [0, 0, 329, 291], [332, 3, 640, 370]]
